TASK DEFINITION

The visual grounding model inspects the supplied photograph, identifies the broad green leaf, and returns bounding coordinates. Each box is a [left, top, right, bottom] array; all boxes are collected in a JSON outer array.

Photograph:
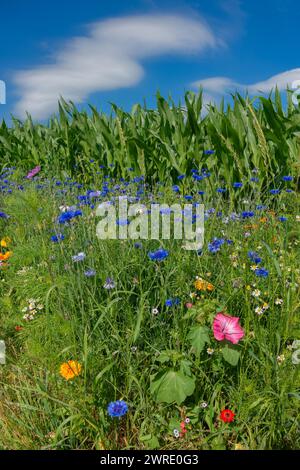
[[150, 370, 195, 404], [221, 346, 240, 366], [139, 434, 160, 449], [187, 325, 210, 355]]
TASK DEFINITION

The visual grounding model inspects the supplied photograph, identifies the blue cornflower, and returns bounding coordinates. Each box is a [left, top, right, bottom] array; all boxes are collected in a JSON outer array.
[[107, 400, 128, 418], [204, 150, 215, 155], [58, 210, 82, 224], [233, 182, 243, 188], [177, 174, 185, 180], [193, 174, 204, 181], [84, 269, 96, 277], [0, 211, 8, 218], [270, 189, 280, 195], [217, 188, 226, 193], [103, 277, 116, 289], [172, 185, 180, 192], [278, 216, 287, 222], [242, 211, 255, 219], [165, 298, 180, 307], [88, 190, 101, 198], [208, 238, 225, 253], [282, 176, 293, 182], [255, 268, 269, 277], [198, 191, 205, 195], [160, 208, 172, 215], [116, 218, 130, 226], [72, 252, 86, 262], [248, 251, 262, 264], [184, 195, 193, 201], [250, 177, 259, 182], [148, 248, 169, 261], [51, 234, 65, 243]]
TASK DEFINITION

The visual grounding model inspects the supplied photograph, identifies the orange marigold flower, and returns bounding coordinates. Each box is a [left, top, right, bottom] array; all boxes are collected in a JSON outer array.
[[59, 360, 82, 380], [0, 251, 12, 261], [244, 223, 258, 230], [259, 217, 268, 224], [194, 278, 214, 292]]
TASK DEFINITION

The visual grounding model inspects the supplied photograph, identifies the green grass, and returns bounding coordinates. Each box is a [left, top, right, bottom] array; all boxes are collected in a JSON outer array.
[[0, 167, 299, 449]]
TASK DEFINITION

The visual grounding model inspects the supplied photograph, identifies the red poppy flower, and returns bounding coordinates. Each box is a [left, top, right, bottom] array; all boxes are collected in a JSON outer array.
[[220, 409, 235, 423], [15, 325, 23, 332]]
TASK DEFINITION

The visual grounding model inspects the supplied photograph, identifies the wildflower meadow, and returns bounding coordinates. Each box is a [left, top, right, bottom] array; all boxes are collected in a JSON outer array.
[[0, 92, 300, 450]]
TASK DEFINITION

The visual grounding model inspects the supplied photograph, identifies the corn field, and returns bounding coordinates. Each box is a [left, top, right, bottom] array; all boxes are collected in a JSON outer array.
[[1, 90, 299, 187]]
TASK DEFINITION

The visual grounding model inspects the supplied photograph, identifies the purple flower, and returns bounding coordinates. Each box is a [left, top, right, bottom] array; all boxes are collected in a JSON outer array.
[[84, 269, 96, 277], [26, 165, 41, 179], [103, 277, 116, 289], [72, 252, 86, 262]]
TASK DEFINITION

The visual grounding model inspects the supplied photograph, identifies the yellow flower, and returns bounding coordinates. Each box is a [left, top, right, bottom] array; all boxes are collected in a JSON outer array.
[[1, 237, 11, 247], [59, 360, 82, 380], [234, 443, 246, 450], [194, 277, 214, 292]]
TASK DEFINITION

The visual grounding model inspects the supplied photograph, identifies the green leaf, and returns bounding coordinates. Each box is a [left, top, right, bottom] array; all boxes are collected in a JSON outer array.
[[221, 346, 240, 366], [139, 434, 160, 449], [156, 350, 172, 363], [150, 369, 195, 404], [187, 325, 210, 355], [261, 241, 282, 278]]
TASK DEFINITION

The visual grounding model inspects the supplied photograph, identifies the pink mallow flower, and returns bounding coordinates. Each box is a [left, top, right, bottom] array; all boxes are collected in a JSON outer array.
[[213, 313, 244, 344], [26, 165, 41, 179]]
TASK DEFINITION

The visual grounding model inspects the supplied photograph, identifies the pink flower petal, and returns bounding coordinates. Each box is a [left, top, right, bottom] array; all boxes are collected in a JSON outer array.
[[213, 313, 244, 344]]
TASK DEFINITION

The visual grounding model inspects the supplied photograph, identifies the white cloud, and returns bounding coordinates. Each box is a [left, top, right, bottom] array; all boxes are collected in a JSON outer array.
[[14, 14, 219, 119], [192, 68, 300, 104]]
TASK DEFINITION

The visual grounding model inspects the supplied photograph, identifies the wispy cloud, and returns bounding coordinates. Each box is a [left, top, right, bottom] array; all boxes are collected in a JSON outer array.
[[192, 68, 300, 103], [14, 14, 220, 119]]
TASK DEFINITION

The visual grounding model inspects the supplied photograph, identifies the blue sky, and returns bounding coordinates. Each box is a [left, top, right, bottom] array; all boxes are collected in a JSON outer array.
[[0, 0, 299, 122]]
